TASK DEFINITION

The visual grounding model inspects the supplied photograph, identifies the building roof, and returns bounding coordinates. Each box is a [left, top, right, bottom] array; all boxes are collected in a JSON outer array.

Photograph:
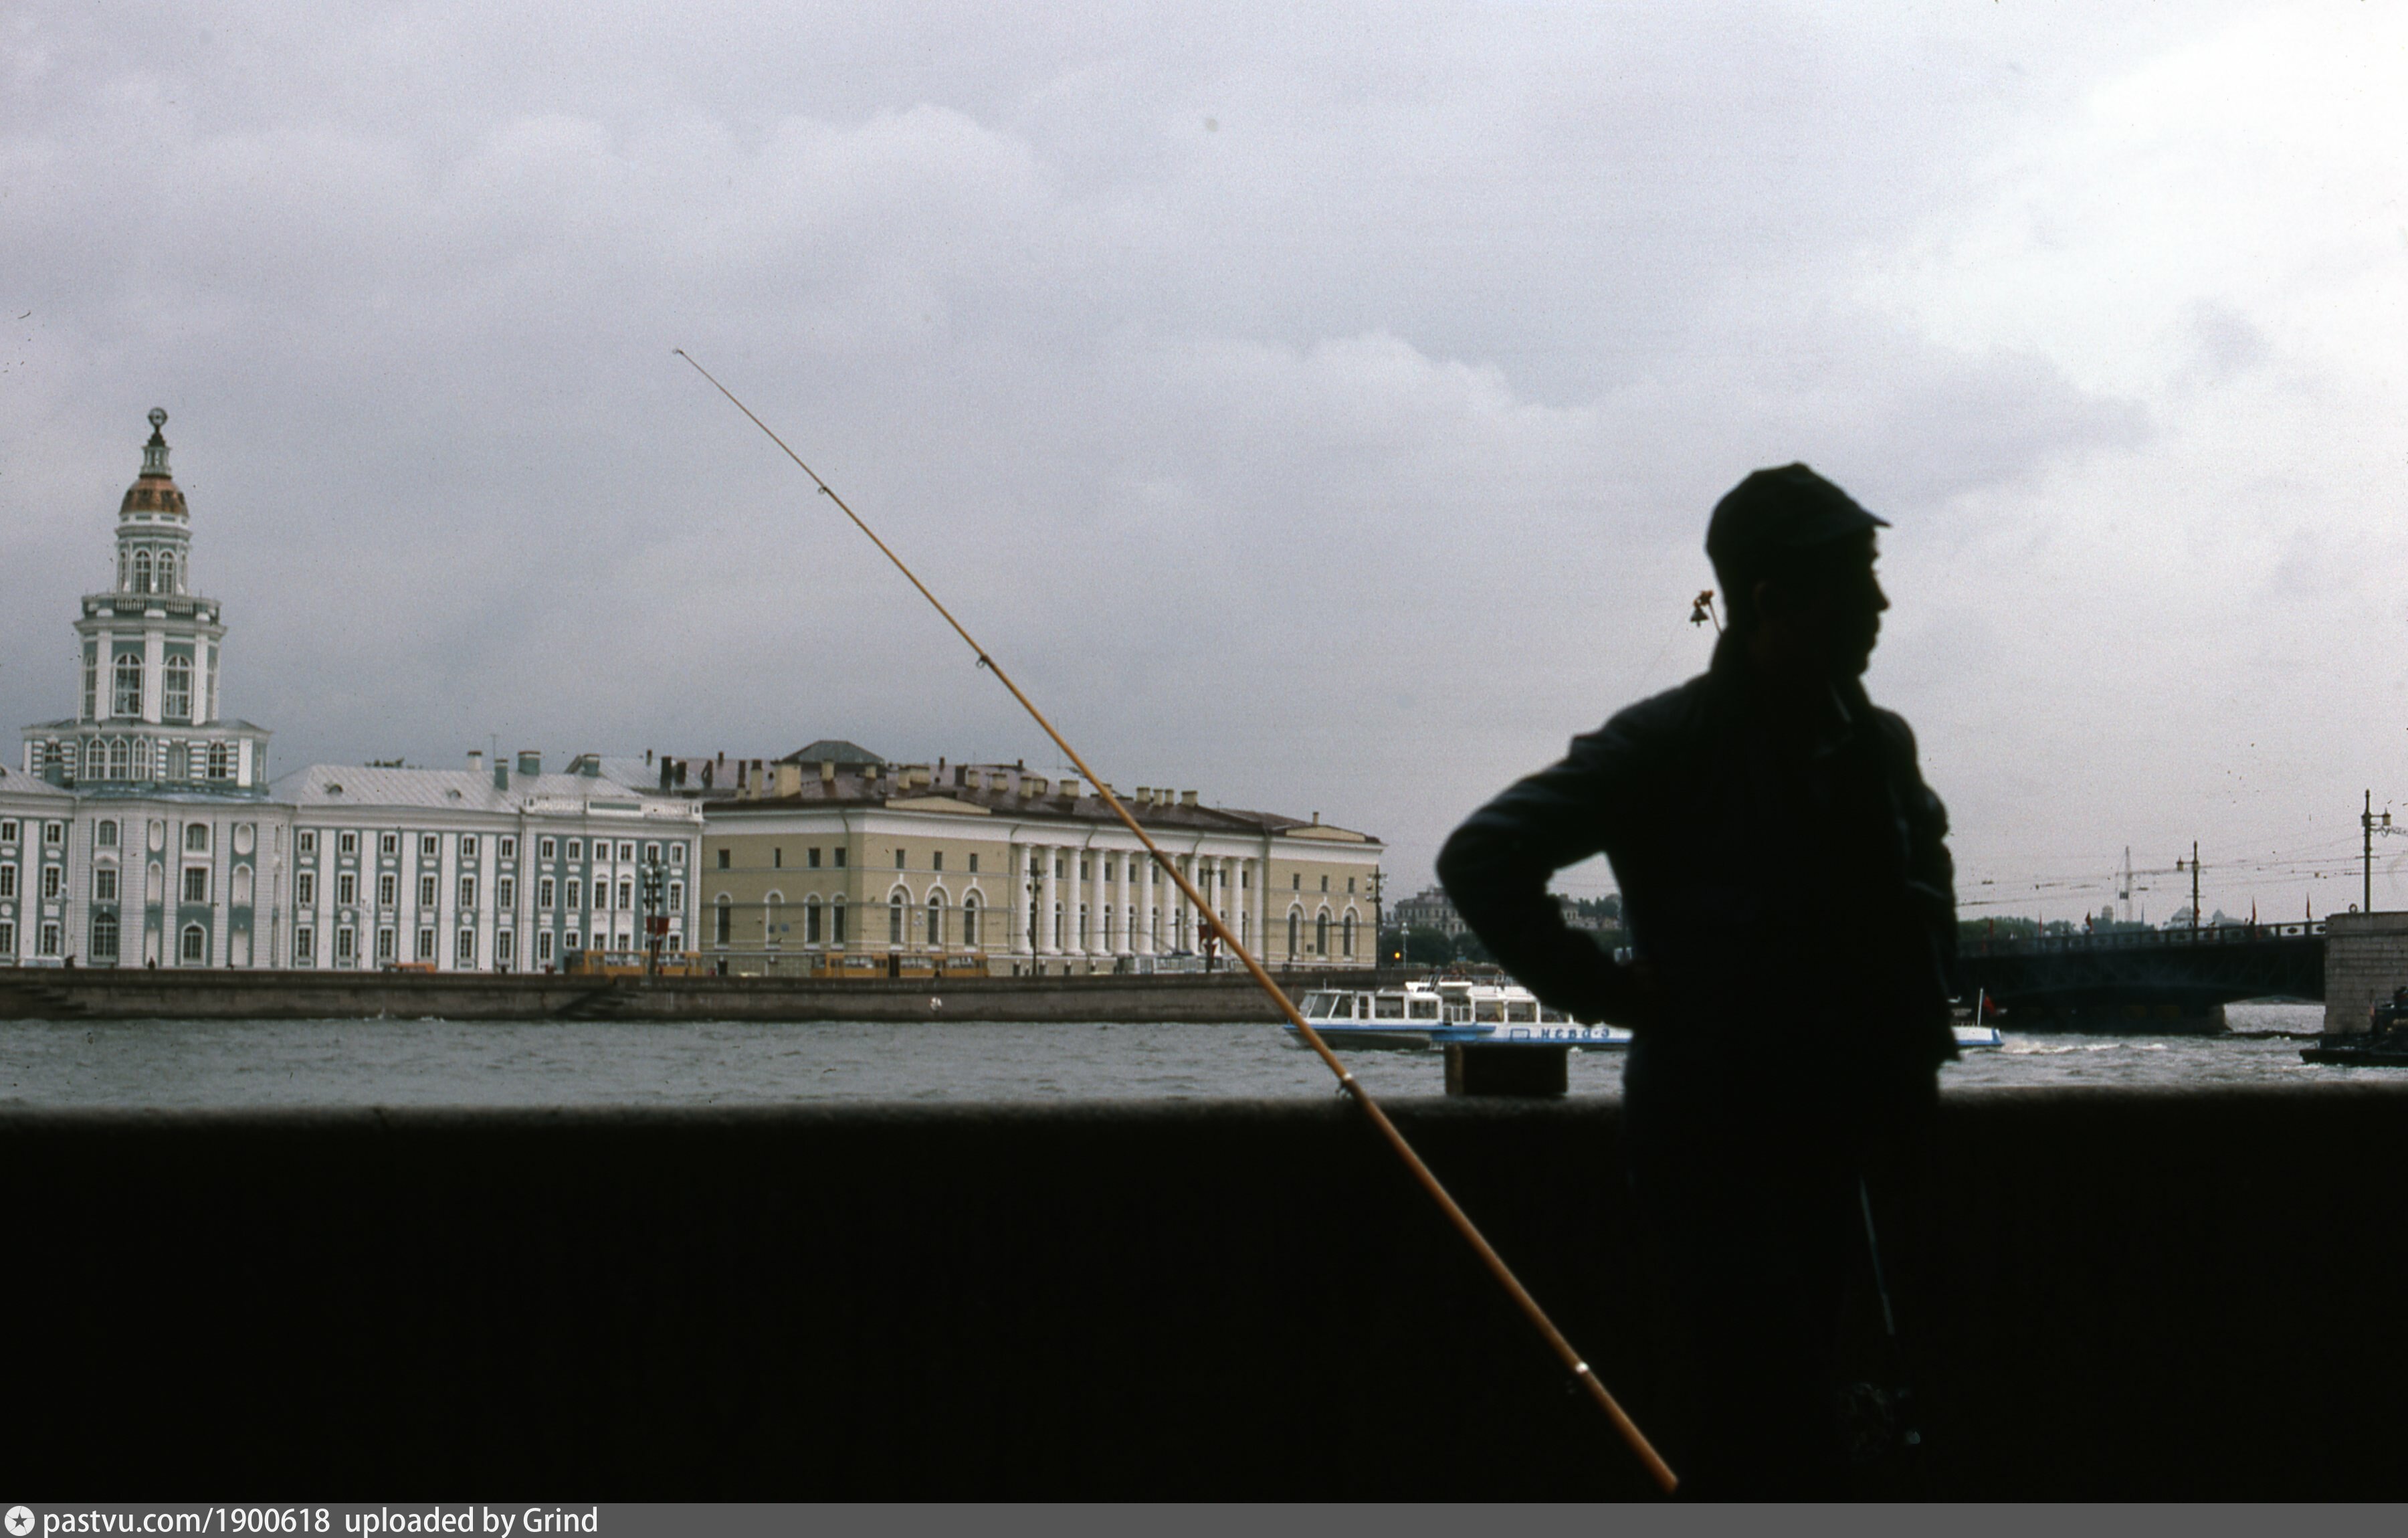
[[274, 763, 699, 820], [781, 740, 886, 766], [0, 763, 76, 801]]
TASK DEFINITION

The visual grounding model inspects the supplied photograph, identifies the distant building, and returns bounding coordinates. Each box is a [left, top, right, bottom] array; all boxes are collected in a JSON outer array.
[[1392, 886, 1465, 938]]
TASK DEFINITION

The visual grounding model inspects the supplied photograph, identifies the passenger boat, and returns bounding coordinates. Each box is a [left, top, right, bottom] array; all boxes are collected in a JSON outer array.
[[1286, 977, 1633, 1052]]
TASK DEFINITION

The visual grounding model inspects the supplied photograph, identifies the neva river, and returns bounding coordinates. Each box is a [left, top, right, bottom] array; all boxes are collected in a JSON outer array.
[[0, 1001, 2381, 1109]]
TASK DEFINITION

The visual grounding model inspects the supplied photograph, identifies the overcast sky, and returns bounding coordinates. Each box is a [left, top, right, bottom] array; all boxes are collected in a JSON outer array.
[[5, 2, 2405, 923]]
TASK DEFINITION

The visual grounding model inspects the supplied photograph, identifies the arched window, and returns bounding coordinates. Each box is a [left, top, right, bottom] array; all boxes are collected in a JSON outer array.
[[713, 894, 732, 947], [164, 554, 179, 593], [1316, 913, 1330, 956], [91, 911, 120, 961], [134, 552, 153, 593], [888, 892, 905, 945], [962, 896, 980, 948], [831, 896, 846, 945], [928, 892, 945, 947], [113, 656, 142, 717], [805, 896, 823, 946], [1288, 911, 1301, 957], [180, 923, 205, 964], [164, 656, 193, 720], [106, 738, 129, 780], [1342, 913, 1356, 958], [765, 892, 783, 947], [207, 743, 231, 780]]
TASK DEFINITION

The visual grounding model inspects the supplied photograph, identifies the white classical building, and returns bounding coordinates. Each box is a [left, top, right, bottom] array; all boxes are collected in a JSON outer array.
[[3, 411, 697, 971]]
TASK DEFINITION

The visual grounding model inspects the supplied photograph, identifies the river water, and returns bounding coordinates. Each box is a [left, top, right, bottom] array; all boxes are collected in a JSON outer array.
[[2, 1001, 2393, 1109]]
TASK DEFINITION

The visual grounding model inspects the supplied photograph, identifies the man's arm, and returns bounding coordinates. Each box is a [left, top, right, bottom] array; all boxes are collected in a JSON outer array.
[[1436, 718, 1656, 1027]]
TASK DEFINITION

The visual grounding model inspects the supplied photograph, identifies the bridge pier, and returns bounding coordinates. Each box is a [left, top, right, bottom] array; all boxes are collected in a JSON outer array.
[[2322, 911, 2408, 1035]]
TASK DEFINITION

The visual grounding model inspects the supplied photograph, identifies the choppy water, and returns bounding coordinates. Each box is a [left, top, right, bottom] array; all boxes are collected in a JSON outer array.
[[0, 1001, 2389, 1109]]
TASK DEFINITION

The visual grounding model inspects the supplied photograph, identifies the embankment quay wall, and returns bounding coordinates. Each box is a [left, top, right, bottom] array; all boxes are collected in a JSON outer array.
[[9, 1086, 2408, 1499], [0, 967, 1370, 1022]]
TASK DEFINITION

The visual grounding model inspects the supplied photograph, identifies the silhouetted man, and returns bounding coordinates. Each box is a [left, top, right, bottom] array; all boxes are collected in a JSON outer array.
[[1437, 464, 1956, 1497]]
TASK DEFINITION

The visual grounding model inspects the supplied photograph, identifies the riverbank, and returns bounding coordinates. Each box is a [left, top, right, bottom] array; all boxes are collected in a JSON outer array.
[[0, 965, 1384, 1022]]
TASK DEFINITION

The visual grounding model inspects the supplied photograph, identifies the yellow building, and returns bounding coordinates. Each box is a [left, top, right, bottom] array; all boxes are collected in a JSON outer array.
[[698, 745, 1381, 976]]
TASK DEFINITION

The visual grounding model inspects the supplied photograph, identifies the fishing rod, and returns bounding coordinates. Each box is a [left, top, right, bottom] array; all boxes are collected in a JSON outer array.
[[676, 349, 1678, 1494]]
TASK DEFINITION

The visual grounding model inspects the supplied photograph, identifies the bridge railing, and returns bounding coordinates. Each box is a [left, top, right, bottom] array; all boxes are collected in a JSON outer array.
[[1961, 921, 2324, 959]]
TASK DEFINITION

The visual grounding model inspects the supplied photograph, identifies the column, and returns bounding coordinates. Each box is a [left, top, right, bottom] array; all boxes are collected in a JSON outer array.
[[142, 626, 165, 725], [1251, 852, 1268, 963], [1039, 844, 1060, 956], [1010, 840, 1033, 957], [1064, 847, 1087, 958], [1114, 847, 1134, 959], [1136, 852, 1157, 956], [1091, 846, 1108, 963]]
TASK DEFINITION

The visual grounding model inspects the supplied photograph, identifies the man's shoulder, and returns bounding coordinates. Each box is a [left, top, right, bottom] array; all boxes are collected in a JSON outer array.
[[1592, 670, 1720, 751]]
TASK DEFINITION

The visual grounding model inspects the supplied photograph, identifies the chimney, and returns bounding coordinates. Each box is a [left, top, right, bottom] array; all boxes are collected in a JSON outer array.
[[774, 762, 801, 797], [518, 749, 541, 777], [468, 749, 484, 775], [1134, 786, 1150, 806], [1181, 790, 1199, 808], [1060, 776, 1082, 799], [493, 758, 508, 791], [821, 760, 836, 785]]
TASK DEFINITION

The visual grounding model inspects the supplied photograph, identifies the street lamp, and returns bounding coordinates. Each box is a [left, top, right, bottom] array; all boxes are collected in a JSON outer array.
[[2363, 790, 2402, 915]]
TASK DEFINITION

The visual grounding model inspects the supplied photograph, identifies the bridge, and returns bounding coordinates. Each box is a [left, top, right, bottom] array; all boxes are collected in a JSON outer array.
[[1956, 923, 2326, 1030]]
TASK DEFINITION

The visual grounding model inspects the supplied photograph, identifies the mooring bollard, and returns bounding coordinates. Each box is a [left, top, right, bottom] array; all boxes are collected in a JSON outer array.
[[1443, 1043, 1570, 1097]]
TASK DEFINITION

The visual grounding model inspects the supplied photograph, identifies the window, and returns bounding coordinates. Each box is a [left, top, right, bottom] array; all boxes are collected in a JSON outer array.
[[113, 654, 141, 716], [105, 737, 129, 780], [336, 872, 356, 906], [539, 838, 557, 860], [82, 660, 96, 720], [645, 843, 660, 863], [1320, 875, 1330, 892], [378, 873, 397, 907], [714, 896, 732, 946], [831, 898, 845, 944], [90, 911, 119, 961], [1, 921, 15, 953], [298, 830, 316, 855], [294, 927, 314, 964], [618, 842, 634, 862], [568, 840, 583, 860], [0, 820, 15, 844], [377, 929, 396, 961], [39, 921, 62, 957], [1348, 878, 1357, 894], [1342, 914, 1356, 957], [670, 844, 686, 866], [833, 848, 847, 869], [207, 743, 230, 780], [43, 866, 63, 900], [183, 866, 209, 903], [896, 849, 907, 870], [188, 824, 211, 852], [419, 874, 437, 907], [928, 894, 944, 945], [458, 874, 477, 909], [180, 924, 204, 963], [44, 822, 62, 846], [134, 551, 152, 592], [1316, 915, 1330, 955], [296, 872, 316, 906], [890, 895, 904, 945], [773, 848, 783, 868], [500, 838, 516, 860], [0, 867, 15, 898], [96, 820, 118, 848], [617, 880, 633, 910], [496, 931, 514, 965], [805, 899, 822, 945], [417, 928, 435, 961], [566, 930, 582, 953], [335, 927, 356, 964], [540, 878, 555, 908], [1292, 873, 1301, 890], [968, 853, 979, 874], [1288, 912, 1300, 956], [498, 876, 514, 908], [164, 656, 192, 719], [380, 832, 398, 856], [537, 931, 555, 964], [667, 880, 682, 911], [932, 851, 944, 873], [166, 743, 187, 780], [963, 899, 979, 947], [456, 929, 477, 966], [94, 867, 118, 902], [567, 878, 583, 908], [461, 836, 479, 860], [421, 835, 439, 858], [716, 848, 729, 870]]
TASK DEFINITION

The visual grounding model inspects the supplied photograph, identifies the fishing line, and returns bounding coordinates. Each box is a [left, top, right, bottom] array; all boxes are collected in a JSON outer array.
[[676, 349, 1678, 1493]]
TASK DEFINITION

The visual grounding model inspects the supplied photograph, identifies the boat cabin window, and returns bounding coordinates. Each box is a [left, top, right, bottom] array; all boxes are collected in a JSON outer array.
[[1506, 1000, 1536, 1023], [1409, 997, 1440, 1021], [1474, 999, 1505, 1023], [1538, 1005, 1566, 1024], [1373, 993, 1405, 1020], [1301, 992, 1336, 1019]]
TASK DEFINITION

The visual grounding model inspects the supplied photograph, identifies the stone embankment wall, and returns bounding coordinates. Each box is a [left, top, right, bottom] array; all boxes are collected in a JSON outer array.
[[2322, 912, 2408, 1033], [0, 968, 1389, 1022], [8, 1086, 2408, 1498]]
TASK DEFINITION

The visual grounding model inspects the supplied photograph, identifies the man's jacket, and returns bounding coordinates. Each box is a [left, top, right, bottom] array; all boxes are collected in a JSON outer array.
[[1437, 634, 1959, 1078]]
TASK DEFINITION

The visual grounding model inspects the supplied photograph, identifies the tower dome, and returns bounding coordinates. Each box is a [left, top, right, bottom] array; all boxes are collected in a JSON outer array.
[[118, 407, 189, 518]]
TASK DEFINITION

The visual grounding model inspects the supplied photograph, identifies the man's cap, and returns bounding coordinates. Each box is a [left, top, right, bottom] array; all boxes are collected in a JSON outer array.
[[1705, 463, 1887, 575]]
